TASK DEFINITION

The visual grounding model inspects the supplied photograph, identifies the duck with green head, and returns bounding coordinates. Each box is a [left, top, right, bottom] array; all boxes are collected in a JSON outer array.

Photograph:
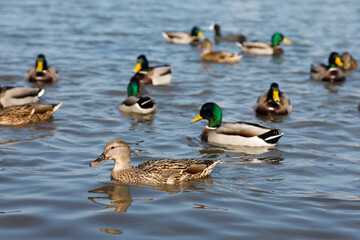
[[190, 102, 284, 147], [119, 76, 157, 114], [255, 82, 292, 116], [25, 54, 59, 82], [311, 52, 345, 82], [162, 26, 205, 45], [236, 32, 292, 55], [133, 55, 172, 85]]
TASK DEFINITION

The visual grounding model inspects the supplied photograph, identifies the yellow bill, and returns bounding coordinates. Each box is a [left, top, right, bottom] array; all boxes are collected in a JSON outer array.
[[198, 31, 205, 39], [36, 61, 43, 72], [133, 63, 142, 72], [282, 38, 292, 44], [273, 90, 280, 102], [190, 114, 203, 123], [335, 57, 343, 67]]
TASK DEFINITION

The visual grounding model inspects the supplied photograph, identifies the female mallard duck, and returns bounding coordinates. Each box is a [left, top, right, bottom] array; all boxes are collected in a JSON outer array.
[[190, 102, 283, 147], [236, 33, 292, 55], [0, 85, 45, 108], [162, 26, 205, 45], [133, 55, 172, 85], [25, 54, 59, 82], [341, 52, 357, 71], [311, 52, 345, 82], [0, 102, 62, 125], [90, 139, 221, 185], [118, 76, 157, 114], [198, 39, 242, 63], [255, 82, 292, 116], [209, 23, 246, 43]]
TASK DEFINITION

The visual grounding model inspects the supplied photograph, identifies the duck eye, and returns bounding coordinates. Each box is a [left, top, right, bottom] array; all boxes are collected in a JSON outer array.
[[110, 147, 115, 150]]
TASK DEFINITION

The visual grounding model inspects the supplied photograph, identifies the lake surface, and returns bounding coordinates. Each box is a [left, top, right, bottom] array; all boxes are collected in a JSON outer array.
[[1, 0, 360, 239]]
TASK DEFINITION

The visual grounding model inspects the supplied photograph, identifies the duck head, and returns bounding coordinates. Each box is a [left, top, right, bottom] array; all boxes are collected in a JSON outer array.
[[90, 139, 131, 170], [328, 52, 343, 68], [190, 102, 222, 128], [197, 39, 213, 53], [127, 76, 140, 97], [35, 54, 48, 72], [271, 33, 292, 47], [191, 26, 204, 39], [266, 82, 281, 103], [133, 55, 149, 72]]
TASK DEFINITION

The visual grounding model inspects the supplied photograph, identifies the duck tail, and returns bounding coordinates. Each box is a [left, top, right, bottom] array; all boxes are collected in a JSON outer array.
[[162, 32, 170, 41], [38, 88, 45, 97], [53, 102, 63, 112], [258, 130, 284, 144], [235, 42, 243, 48]]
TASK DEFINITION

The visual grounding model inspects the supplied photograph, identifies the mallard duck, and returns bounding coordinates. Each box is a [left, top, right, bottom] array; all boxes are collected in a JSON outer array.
[[311, 52, 345, 82], [133, 55, 172, 85], [0, 102, 62, 125], [341, 52, 357, 71], [209, 23, 246, 43], [0, 85, 45, 108], [162, 26, 205, 45], [255, 82, 292, 116], [236, 33, 292, 55], [25, 54, 59, 82], [90, 139, 221, 185], [198, 39, 242, 63], [118, 76, 157, 114], [190, 102, 283, 147]]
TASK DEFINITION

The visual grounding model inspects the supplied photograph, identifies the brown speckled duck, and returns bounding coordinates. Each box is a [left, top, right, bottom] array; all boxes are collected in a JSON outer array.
[[90, 139, 221, 185], [310, 52, 345, 82], [25, 54, 59, 82], [254, 82, 292, 116], [0, 102, 62, 125], [341, 52, 357, 71], [198, 39, 242, 63], [0, 85, 45, 108]]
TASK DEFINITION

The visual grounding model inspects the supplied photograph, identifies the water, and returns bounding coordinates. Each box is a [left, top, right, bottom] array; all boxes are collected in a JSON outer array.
[[1, 0, 360, 239]]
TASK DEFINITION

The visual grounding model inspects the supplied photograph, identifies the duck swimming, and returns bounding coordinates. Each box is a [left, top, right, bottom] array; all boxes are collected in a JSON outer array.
[[25, 54, 59, 82], [209, 23, 246, 43], [254, 82, 292, 116], [162, 26, 204, 45], [118, 76, 157, 114], [0, 85, 45, 108], [310, 52, 345, 82], [198, 39, 242, 63], [190, 102, 283, 147], [0, 102, 62, 125], [236, 33, 292, 55], [90, 139, 221, 185], [340, 52, 357, 71], [133, 55, 172, 85]]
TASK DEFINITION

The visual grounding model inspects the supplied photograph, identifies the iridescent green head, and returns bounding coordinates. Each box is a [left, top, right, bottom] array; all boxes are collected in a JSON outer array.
[[328, 52, 343, 68], [191, 26, 205, 38], [271, 33, 292, 47], [133, 55, 149, 72], [127, 76, 140, 97], [190, 102, 222, 128]]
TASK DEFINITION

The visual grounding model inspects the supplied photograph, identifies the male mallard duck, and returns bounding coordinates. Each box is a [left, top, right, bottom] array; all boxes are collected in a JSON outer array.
[[209, 23, 246, 43], [341, 52, 357, 71], [190, 102, 283, 147], [311, 52, 345, 82], [162, 26, 205, 45], [236, 33, 292, 55], [254, 82, 292, 116], [133, 55, 172, 85], [0, 85, 45, 108], [25, 54, 59, 82], [198, 39, 242, 63], [90, 139, 221, 185], [118, 76, 157, 114], [0, 102, 62, 125]]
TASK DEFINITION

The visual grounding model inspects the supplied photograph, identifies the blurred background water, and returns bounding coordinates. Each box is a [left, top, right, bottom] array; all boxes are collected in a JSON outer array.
[[0, 0, 360, 239]]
